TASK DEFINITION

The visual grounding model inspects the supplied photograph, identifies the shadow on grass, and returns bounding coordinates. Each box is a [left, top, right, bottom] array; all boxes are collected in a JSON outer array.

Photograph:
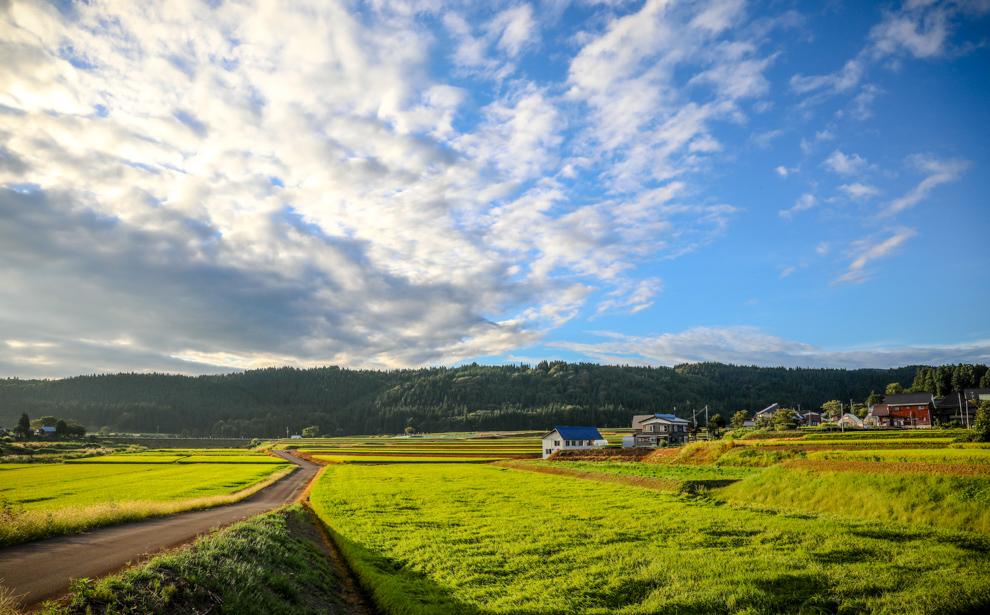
[[328, 529, 483, 614]]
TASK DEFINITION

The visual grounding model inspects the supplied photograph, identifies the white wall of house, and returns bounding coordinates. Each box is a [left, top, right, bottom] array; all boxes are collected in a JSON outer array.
[[541, 431, 602, 458]]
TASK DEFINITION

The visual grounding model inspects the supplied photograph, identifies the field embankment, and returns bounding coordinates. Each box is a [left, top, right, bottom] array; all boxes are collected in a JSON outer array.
[[38, 505, 362, 615], [719, 464, 990, 532]]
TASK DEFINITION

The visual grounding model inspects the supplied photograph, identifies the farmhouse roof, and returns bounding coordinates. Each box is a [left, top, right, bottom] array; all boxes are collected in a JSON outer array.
[[545, 426, 604, 441], [755, 403, 778, 416], [868, 403, 890, 417], [640, 413, 690, 425], [884, 393, 933, 406]]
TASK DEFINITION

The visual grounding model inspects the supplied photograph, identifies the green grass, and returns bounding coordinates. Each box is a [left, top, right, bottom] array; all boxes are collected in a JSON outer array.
[[526, 460, 757, 482], [40, 505, 349, 615], [0, 461, 291, 546], [718, 464, 990, 532], [310, 463, 990, 614], [806, 448, 990, 464]]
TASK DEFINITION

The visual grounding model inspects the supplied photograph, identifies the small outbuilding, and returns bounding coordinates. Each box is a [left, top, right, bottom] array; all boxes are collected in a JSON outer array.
[[542, 426, 606, 459], [837, 413, 864, 429]]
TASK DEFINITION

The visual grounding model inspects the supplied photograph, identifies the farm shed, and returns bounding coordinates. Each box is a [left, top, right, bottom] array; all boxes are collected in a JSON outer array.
[[542, 426, 606, 459], [837, 413, 864, 428]]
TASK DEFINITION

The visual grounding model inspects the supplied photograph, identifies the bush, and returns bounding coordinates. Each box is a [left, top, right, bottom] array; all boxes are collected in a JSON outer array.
[[973, 402, 990, 443]]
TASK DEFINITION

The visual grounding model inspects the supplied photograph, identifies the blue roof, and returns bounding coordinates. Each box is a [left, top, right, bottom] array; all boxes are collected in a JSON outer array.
[[548, 426, 603, 440], [652, 413, 687, 422]]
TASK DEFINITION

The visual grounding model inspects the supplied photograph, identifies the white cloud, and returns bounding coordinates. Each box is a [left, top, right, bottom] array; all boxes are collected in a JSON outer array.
[[0, 1, 756, 376], [594, 278, 663, 316], [774, 165, 794, 177], [839, 182, 880, 199], [550, 326, 990, 369], [815, 241, 830, 256], [882, 154, 969, 216], [790, 1, 989, 99], [566, 0, 773, 189], [489, 4, 537, 58], [835, 227, 916, 284], [824, 150, 868, 175], [779, 192, 816, 219], [779, 265, 797, 279]]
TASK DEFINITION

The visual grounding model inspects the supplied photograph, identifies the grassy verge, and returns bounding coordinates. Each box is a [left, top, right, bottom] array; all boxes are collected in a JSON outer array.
[[0, 465, 294, 547], [311, 463, 990, 614], [718, 464, 990, 532], [38, 505, 352, 615]]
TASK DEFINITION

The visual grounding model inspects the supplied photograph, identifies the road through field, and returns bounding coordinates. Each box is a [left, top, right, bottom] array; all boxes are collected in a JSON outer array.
[[0, 451, 320, 609]]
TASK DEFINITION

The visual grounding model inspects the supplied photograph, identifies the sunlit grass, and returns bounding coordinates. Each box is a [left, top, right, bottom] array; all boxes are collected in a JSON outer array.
[[0, 462, 292, 546], [311, 463, 990, 614]]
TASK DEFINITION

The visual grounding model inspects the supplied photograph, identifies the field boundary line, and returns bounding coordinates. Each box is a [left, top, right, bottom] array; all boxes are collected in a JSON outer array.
[[494, 460, 685, 492], [302, 503, 378, 615]]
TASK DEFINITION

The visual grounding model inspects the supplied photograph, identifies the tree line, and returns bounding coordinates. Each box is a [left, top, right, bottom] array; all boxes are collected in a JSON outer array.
[[0, 361, 973, 437]]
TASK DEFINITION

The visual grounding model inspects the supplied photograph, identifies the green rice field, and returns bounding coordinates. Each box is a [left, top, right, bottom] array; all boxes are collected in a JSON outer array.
[[310, 462, 990, 614], [0, 453, 291, 546]]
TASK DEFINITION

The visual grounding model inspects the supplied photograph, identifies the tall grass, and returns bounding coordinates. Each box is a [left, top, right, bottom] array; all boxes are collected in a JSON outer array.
[[0, 466, 293, 546], [0, 584, 19, 615], [718, 465, 990, 532]]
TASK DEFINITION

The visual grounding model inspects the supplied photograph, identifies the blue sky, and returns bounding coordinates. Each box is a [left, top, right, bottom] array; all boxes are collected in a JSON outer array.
[[0, 0, 988, 376]]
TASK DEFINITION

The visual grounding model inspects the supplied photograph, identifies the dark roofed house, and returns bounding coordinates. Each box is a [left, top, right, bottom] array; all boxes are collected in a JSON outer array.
[[934, 389, 990, 425], [865, 403, 891, 427], [632, 413, 691, 447], [884, 393, 934, 428], [965, 388, 990, 404], [542, 426, 605, 459], [802, 411, 823, 427]]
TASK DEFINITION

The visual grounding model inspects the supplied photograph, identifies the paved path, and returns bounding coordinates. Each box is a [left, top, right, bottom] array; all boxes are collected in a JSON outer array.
[[0, 451, 321, 609]]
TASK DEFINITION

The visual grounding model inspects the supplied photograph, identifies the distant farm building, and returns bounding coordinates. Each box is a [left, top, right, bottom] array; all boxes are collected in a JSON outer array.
[[542, 426, 606, 459], [837, 413, 864, 429], [754, 403, 779, 424], [883, 393, 934, 428], [802, 411, 823, 427], [628, 413, 690, 447], [934, 389, 990, 425]]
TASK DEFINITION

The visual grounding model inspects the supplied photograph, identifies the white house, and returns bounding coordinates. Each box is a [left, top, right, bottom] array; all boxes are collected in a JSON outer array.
[[542, 426, 606, 459]]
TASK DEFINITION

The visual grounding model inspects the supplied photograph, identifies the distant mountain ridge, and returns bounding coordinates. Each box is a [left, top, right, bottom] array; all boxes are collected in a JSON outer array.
[[0, 362, 929, 436]]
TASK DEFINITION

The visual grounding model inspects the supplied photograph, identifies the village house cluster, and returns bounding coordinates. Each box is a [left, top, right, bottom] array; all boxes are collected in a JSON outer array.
[[541, 388, 990, 458]]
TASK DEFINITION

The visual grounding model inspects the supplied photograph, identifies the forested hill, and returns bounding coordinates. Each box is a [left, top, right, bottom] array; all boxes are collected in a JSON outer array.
[[0, 362, 934, 436]]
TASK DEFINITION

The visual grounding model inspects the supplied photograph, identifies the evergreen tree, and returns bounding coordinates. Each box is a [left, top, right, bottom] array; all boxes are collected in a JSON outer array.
[[15, 412, 30, 439]]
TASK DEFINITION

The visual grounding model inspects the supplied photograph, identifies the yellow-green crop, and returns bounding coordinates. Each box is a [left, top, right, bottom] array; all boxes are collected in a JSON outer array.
[[310, 463, 990, 614]]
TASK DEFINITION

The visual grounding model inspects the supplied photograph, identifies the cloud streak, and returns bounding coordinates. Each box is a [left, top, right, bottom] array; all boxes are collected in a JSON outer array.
[[552, 327, 990, 369]]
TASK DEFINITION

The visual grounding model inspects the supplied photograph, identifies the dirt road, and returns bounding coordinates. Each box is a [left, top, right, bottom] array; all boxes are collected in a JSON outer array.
[[0, 450, 321, 609]]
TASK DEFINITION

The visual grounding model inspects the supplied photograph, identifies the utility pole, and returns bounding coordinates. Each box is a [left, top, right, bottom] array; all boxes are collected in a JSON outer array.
[[960, 391, 968, 428]]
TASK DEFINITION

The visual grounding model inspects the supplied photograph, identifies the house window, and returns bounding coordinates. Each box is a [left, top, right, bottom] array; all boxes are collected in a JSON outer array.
[[545, 448, 552, 455], [553, 440, 560, 446]]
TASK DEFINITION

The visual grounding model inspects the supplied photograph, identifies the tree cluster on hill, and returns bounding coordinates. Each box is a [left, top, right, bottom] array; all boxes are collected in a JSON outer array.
[[911, 364, 990, 397], [0, 362, 932, 437]]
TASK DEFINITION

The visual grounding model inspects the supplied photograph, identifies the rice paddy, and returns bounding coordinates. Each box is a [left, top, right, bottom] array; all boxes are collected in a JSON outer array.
[[0, 452, 291, 546], [310, 462, 990, 614]]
